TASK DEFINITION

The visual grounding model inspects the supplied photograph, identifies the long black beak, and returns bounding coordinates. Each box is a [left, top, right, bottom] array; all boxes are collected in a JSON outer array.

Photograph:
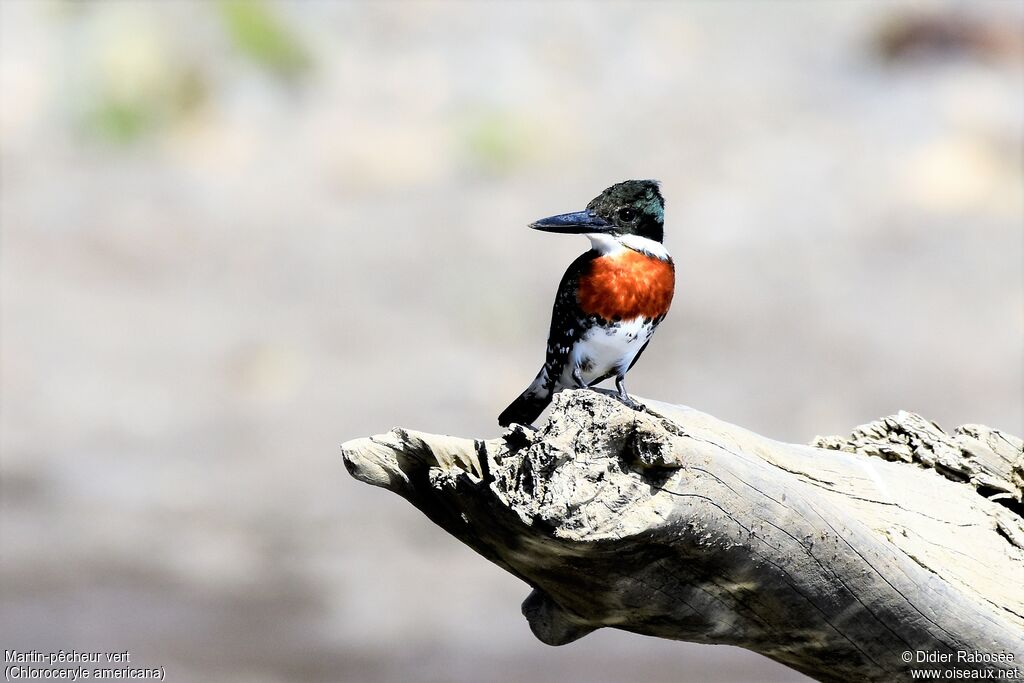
[[529, 210, 612, 234]]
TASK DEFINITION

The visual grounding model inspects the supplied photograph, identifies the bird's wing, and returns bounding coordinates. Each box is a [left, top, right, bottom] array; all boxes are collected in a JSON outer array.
[[539, 250, 598, 391]]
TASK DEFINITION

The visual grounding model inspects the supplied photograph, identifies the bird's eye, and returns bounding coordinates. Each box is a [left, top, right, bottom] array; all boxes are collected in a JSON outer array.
[[618, 208, 637, 222]]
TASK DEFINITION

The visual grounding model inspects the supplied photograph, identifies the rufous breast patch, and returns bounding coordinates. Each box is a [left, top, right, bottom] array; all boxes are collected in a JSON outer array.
[[577, 250, 675, 321]]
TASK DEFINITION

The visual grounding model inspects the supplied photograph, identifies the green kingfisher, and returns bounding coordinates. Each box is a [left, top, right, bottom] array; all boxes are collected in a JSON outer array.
[[498, 179, 675, 427]]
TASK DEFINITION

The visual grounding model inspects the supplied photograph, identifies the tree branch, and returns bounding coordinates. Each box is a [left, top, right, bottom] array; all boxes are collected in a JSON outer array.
[[341, 390, 1024, 682]]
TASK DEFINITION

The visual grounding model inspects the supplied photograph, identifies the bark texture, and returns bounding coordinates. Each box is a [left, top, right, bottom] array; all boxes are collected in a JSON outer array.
[[341, 390, 1024, 682]]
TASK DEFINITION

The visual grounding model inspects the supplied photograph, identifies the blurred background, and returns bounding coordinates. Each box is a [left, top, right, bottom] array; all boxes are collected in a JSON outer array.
[[1, 1, 1021, 681]]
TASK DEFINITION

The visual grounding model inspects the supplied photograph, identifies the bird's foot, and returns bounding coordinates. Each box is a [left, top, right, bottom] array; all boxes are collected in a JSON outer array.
[[613, 376, 644, 412], [615, 392, 644, 412]]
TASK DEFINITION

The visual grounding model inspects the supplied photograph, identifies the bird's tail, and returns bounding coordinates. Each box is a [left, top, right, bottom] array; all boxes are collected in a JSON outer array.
[[498, 370, 553, 427]]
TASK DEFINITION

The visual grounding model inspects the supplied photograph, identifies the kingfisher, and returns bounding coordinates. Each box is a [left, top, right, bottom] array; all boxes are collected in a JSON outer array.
[[498, 179, 675, 427]]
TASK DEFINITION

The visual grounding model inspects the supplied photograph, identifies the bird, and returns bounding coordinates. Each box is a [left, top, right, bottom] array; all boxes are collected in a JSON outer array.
[[498, 180, 675, 427]]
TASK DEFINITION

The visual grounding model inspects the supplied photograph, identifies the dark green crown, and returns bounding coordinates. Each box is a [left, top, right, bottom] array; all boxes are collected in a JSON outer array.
[[528, 179, 666, 243], [586, 180, 665, 243]]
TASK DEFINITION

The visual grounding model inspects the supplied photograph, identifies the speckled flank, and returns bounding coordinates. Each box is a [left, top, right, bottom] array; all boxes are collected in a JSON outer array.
[[561, 316, 656, 386]]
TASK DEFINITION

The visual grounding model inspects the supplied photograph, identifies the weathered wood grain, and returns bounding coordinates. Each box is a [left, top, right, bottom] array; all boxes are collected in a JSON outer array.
[[342, 390, 1024, 682]]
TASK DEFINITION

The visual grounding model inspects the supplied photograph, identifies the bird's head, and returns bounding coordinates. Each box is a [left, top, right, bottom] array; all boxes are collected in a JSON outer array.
[[529, 180, 665, 244]]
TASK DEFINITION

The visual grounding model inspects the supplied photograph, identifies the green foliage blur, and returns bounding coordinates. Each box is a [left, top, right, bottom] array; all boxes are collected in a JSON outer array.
[[76, 0, 310, 144], [217, 0, 310, 80]]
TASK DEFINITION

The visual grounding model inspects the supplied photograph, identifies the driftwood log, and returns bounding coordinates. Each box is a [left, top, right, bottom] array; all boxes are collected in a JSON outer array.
[[341, 390, 1024, 682]]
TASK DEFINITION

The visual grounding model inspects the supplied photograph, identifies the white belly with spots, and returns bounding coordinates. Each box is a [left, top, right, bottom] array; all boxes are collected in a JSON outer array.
[[561, 317, 655, 387]]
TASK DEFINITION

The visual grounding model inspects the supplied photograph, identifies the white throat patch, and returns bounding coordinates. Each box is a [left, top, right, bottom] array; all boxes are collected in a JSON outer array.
[[585, 233, 671, 261]]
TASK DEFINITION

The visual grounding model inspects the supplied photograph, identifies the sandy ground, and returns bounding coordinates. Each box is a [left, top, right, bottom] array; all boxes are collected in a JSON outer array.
[[1, 2, 1021, 681]]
